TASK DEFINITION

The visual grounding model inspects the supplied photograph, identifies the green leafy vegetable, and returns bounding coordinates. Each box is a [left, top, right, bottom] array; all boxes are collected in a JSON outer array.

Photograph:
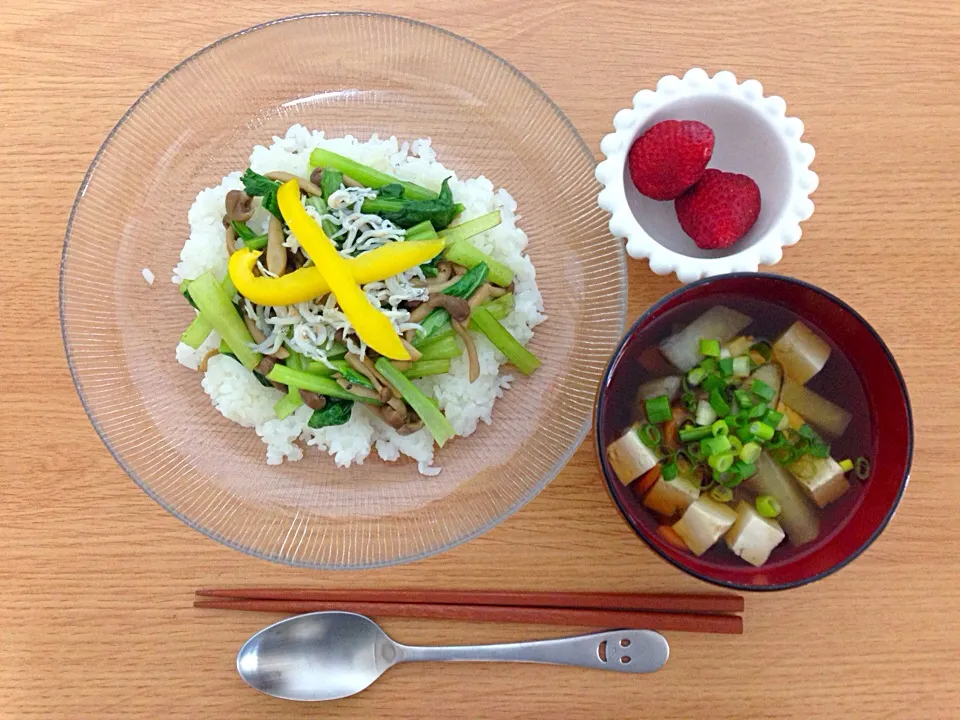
[[309, 147, 437, 200], [241, 168, 283, 219], [470, 307, 541, 375], [307, 398, 354, 429], [319, 168, 343, 200], [187, 272, 261, 370], [437, 210, 501, 247], [362, 178, 464, 230], [414, 263, 489, 346]]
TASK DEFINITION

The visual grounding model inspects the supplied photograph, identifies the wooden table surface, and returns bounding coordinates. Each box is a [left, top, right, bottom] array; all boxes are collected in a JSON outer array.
[[3, 1, 959, 717]]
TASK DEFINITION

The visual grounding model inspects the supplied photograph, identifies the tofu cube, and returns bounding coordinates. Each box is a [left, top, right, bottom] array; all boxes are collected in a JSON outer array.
[[672, 496, 738, 556], [643, 474, 701, 517], [788, 456, 850, 508], [725, 501, 786, 567], [606, 425, 659, 485]]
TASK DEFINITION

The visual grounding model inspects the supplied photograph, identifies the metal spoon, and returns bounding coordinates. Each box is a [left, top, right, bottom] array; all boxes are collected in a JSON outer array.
[[237, 611, 670, 701]]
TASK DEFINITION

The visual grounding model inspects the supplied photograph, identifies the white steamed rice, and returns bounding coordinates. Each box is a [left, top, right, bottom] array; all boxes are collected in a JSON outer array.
[[173, 125, 545, 475]]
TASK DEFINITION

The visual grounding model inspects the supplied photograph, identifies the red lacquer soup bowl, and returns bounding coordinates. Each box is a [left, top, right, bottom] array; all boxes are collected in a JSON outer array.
[[595, 274, 912, 590]]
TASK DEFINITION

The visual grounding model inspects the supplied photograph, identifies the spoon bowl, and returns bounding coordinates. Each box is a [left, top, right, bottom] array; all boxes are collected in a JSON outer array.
[[237, 611, 669, 701]]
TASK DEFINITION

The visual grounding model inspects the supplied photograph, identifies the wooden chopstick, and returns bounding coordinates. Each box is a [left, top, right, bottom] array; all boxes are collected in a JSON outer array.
[[194, 588, 744, 615], [192, 598, 743, 635]]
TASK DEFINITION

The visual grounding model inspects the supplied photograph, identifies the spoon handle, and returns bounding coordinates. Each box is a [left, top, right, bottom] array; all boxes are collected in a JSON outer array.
[[396, 629, 668, 673]]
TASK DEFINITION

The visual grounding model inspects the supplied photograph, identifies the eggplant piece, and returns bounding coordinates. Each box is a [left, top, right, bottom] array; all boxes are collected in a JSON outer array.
[[725, 500, 786, 567], [643, 474, 701, 517], [788, 456, 850, 508], [606, 425, 659, 485], [781, 378, 852, 439], [672, 495, 738, 556], [659, 306, 752, 371], [773, 321, 831, 385], [750, 362, 784, 408], [746, 453, 820, 547]]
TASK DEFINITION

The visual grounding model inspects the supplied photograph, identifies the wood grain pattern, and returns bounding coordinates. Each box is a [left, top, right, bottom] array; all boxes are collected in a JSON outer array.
[[2, 1, 959, 718]]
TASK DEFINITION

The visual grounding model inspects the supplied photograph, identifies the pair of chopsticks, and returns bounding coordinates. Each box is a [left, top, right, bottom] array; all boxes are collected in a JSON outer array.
[[194, 588, 744, 635]]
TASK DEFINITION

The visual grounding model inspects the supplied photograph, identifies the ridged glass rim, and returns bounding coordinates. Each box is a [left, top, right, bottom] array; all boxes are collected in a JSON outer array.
[[60, 11, 627, 569]]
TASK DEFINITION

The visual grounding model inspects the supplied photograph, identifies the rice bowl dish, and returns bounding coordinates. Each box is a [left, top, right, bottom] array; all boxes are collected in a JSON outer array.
[[173, 125, 545, 476]]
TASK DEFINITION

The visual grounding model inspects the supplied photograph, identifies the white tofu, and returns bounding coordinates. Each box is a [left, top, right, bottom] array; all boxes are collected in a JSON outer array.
[[643, 474, 701, 517], [606, 426, 659, 485], [788, 456, 850, 508], [773, 321, 831, 385], [747, 453, 820, 546], [725, 501, 786, 567], [672, 496, 738, 556]]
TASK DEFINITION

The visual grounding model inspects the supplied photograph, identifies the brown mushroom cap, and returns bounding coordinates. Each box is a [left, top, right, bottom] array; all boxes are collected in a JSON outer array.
[[225, 190, 254, 223], [409, 294, 471, 324], [299, 390, 327, 410]]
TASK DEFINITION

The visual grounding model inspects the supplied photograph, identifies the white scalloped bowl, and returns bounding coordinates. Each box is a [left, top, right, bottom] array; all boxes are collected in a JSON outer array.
[[596, 68, 818, 282]]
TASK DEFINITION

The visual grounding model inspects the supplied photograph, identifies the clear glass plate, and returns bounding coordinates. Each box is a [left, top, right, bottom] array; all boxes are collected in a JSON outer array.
[[61, 12, 626, 568]]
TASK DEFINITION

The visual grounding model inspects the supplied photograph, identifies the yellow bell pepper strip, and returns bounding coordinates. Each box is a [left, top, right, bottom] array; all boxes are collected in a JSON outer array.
[[228, 236, 445, 307], [276, 179, 411, 361]]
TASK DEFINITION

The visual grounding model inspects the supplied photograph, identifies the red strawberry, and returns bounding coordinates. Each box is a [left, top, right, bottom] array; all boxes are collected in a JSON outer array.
[[627, 120, 714, 200], [675, 169, 761, 249]]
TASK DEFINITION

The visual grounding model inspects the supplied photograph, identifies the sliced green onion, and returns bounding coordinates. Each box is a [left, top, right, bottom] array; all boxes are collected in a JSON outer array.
[[376, 358, 456, 446], [750, 341, 773, 362], [708, 450, 735, 473], [756, 495, 781, 518], [687, 441, 705, 461], [679, 424, 713, 442], [711, 419, 729, 437], [681, 391, 698, 413], [699, 338, 721, 357], [710, 485, 733, 503], [772, 446, 798, 466], [700, 358, 718, 373], [748, 403, 768, 419], [732, 356, 752, 377], [701, 435, 732, 457], [733, 460, 757, 479], [855, 456, 872, 480], [762, 409, 784, 428], [808, 441, 830, 459], [750, 379, 776, 403], [687, 367, 706, 386], [709, 389, 731, 418], [718, 357, 734, 377], [702, 373, 725, 393], [695, 399, 717, 426], [749, 421, 775, 442], [839, 458, 854, 473], [794, 437, 811, 453], [767, 431, 788, 449], [735, 426, 754, 443], [740, 441, 762, 464], [798, 424, 821, 441], [645, 395, 673, 424], [662, 460, 679, 481], [729, 435, 743, 454], [638, 423, 662, 449]]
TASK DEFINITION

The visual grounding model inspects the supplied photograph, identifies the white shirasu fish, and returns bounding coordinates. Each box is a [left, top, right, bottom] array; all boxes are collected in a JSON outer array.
[[243, 186, 428, 362]]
